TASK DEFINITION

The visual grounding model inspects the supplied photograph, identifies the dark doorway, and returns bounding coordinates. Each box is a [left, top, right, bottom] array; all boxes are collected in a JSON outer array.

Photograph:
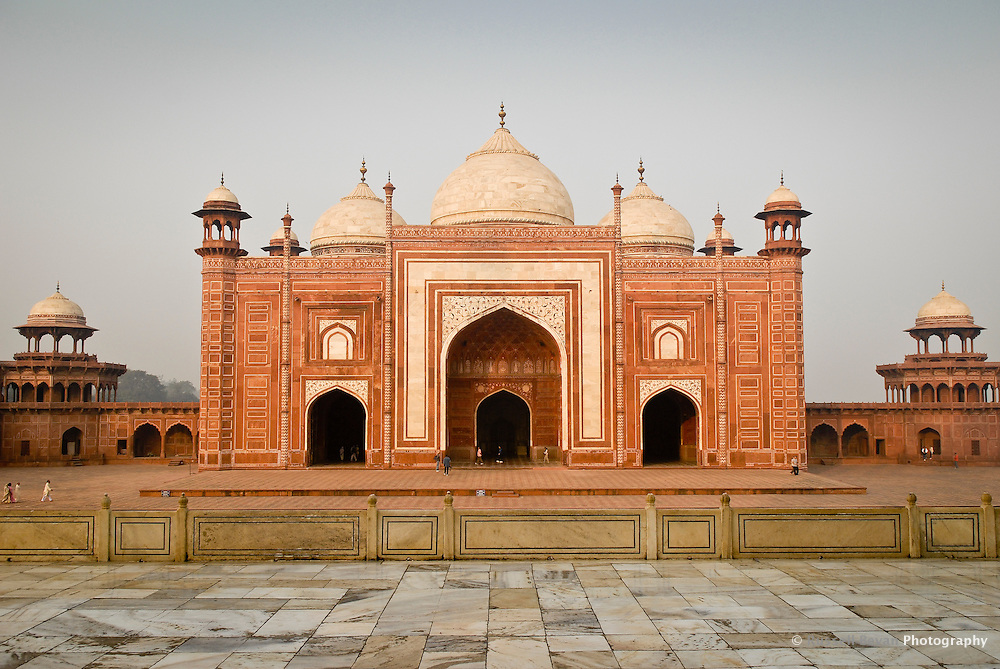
[[919, 427, 942, 457], [810, 424, 838, 458], [642, 389, 698, 465], [476, 391, 531, 463], [61, 427, 83, 457], [309, 389, 366, 465], [133, 424, 161, 458]]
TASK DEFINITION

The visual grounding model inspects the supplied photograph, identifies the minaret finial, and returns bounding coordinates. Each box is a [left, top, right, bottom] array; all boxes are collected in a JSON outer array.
[[942, 280, 946, 291], [637, 158, 644, 182], [717, 202, 721, 215], [286, 202, 290, 215], [56, 281, 60, 293], [499, 102, 506, 128], [360, 158, 367, 183], [387, 171, 391, 182], [615, 173, 619, 185], [220, 172, 225, 187], [780, 170, 784, 187]]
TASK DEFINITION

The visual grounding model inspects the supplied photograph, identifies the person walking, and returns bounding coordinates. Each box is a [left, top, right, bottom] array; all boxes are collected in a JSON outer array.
[[953, 451, 959, 469], [442, 454, 451, 476], [1, 484, 10, 504], [790, 456, 799, 475], [475, 447, 483, 466], [434, 452, 441, 472], [543, 446, 550, 464], [41, 480, 53, 502]]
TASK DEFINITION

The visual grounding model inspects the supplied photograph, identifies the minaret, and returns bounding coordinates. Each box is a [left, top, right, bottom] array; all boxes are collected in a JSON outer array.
[[192, 176, 250, 469], [756, 175, 810, 469]]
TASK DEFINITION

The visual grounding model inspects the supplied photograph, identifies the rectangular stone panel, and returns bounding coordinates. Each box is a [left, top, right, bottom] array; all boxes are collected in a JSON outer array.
[[0, 515, 94, 555], [381, 515, 439, 557], [925, 512, 981, 554], [737, 511, 904, 555], [191, 513, 362, 558], [661, 514, 716, 555], [459, 513, 641, 557], [115, 516, 170, 556]]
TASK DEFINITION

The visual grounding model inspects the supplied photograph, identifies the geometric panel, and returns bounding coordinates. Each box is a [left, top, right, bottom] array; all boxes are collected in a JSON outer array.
[[661, 514, 716, 555], [380, 515, 439, 557], [737, 512, 904, 555], [925, 512, 981, 554], [459, 513, 641, 557]]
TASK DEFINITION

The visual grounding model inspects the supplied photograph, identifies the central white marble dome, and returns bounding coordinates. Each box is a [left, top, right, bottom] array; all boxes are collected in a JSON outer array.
[[430, 125, 574, 226]]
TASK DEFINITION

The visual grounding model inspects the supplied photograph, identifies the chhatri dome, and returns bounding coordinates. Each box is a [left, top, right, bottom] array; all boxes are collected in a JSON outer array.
[[310, 160, 407, 255], [430, 105, 574, 226], [24, 286, 88, 328], [914, 284, 976, 327], [202, 175, 241, 208], [598, 160, 695, 255], [763, 173, 801, 210]]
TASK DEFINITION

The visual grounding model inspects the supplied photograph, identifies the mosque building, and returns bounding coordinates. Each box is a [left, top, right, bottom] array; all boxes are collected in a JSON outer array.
[[193, 108, 811, 470]]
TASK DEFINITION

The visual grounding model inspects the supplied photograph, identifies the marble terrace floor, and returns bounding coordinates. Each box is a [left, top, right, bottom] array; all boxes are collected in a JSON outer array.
[[1, 559, 1000, 668]]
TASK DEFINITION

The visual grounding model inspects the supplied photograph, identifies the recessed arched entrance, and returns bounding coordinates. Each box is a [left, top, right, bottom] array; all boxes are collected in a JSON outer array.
[[476, 390, 530, 462], [642, 389, 698, 465], [809, 424, 838, 458], [918, 427, 941, 458], [62, 427, 83, 457], [133, 424, 161, 458], [309, 388, 366, 465], [445, 308, 561, 463]]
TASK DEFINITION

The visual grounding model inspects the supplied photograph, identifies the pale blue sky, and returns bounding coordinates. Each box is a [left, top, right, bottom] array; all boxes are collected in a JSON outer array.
[[1, 1, 997, 401]]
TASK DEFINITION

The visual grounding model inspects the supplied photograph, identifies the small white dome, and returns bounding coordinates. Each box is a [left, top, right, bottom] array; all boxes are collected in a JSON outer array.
[[430, 127, 574, 226], [26, 289, 87, 327], [269, 226, 300, 245], [915, 288, 974, 325], [310, 181, 406, 254], [598, 179, 694, 254], [204, 184, 239, 205], [704, 227, 735, 247], [763, 181, 801, 211]]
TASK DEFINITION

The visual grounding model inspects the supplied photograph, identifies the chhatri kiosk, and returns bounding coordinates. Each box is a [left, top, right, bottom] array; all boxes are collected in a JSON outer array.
[[194, 109, 811, 470]]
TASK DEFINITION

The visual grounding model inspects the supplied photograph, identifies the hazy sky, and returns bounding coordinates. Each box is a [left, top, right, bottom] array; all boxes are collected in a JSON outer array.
[[1, 1, 997, 402]]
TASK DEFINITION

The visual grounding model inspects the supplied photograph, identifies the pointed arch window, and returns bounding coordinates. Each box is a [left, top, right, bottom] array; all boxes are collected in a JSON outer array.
[[322, 325, 355, 360], [653, 325, 686, 360]]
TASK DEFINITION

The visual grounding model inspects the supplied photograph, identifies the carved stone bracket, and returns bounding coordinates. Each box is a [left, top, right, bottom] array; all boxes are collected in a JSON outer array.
[[440, 295, 566, 347], [638, 378, 703, 407], [305, 379, 369, 407]]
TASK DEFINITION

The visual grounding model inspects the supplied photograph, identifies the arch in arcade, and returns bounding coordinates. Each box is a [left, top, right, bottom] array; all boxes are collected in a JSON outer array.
[[809, 424, 839, 459], [133, 424, 161, 458], [641, 388, 699, 465], [308, 388, 367, 465], [444, 307, 562, 464]]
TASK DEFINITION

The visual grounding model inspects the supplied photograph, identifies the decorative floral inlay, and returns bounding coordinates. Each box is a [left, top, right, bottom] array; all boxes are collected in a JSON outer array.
[[638, 378, 702, 407], [441, 295, 566, 346], [650, 318, 688, 334], [305, 379, 369, 406]]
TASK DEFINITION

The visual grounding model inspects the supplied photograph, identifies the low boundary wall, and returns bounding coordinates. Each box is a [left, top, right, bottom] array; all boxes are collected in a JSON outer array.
[[0, 492, 996, 562]]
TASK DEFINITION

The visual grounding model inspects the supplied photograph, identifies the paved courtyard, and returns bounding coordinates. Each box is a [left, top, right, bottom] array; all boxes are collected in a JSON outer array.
[[0, 463, 996, 511], [1, 559, 999, 668]]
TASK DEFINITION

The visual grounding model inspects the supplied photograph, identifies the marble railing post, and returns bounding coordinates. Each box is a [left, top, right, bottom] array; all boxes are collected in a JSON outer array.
[[367, 495, 378, 561], [906, 493, 922, 558], [96, 494, 111, 562], [443, 492, 455, 560], [645, 494, 658, 560], [982, 493, 997, 559], [720, 493, 733, 559], [175, 495, 188, 562]]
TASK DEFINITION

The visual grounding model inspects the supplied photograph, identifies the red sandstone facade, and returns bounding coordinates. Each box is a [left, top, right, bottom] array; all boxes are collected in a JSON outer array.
[[192, 114, 812, 470]]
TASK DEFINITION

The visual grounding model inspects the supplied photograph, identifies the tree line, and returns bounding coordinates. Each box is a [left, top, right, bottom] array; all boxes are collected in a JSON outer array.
[[116, 370, 198, 402]]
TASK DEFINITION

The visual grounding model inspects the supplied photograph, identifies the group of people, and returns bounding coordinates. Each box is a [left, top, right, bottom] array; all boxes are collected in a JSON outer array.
[[433, 452, 452, 475], [1, 480, 52, 503], [338, 444, 361, 462]]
